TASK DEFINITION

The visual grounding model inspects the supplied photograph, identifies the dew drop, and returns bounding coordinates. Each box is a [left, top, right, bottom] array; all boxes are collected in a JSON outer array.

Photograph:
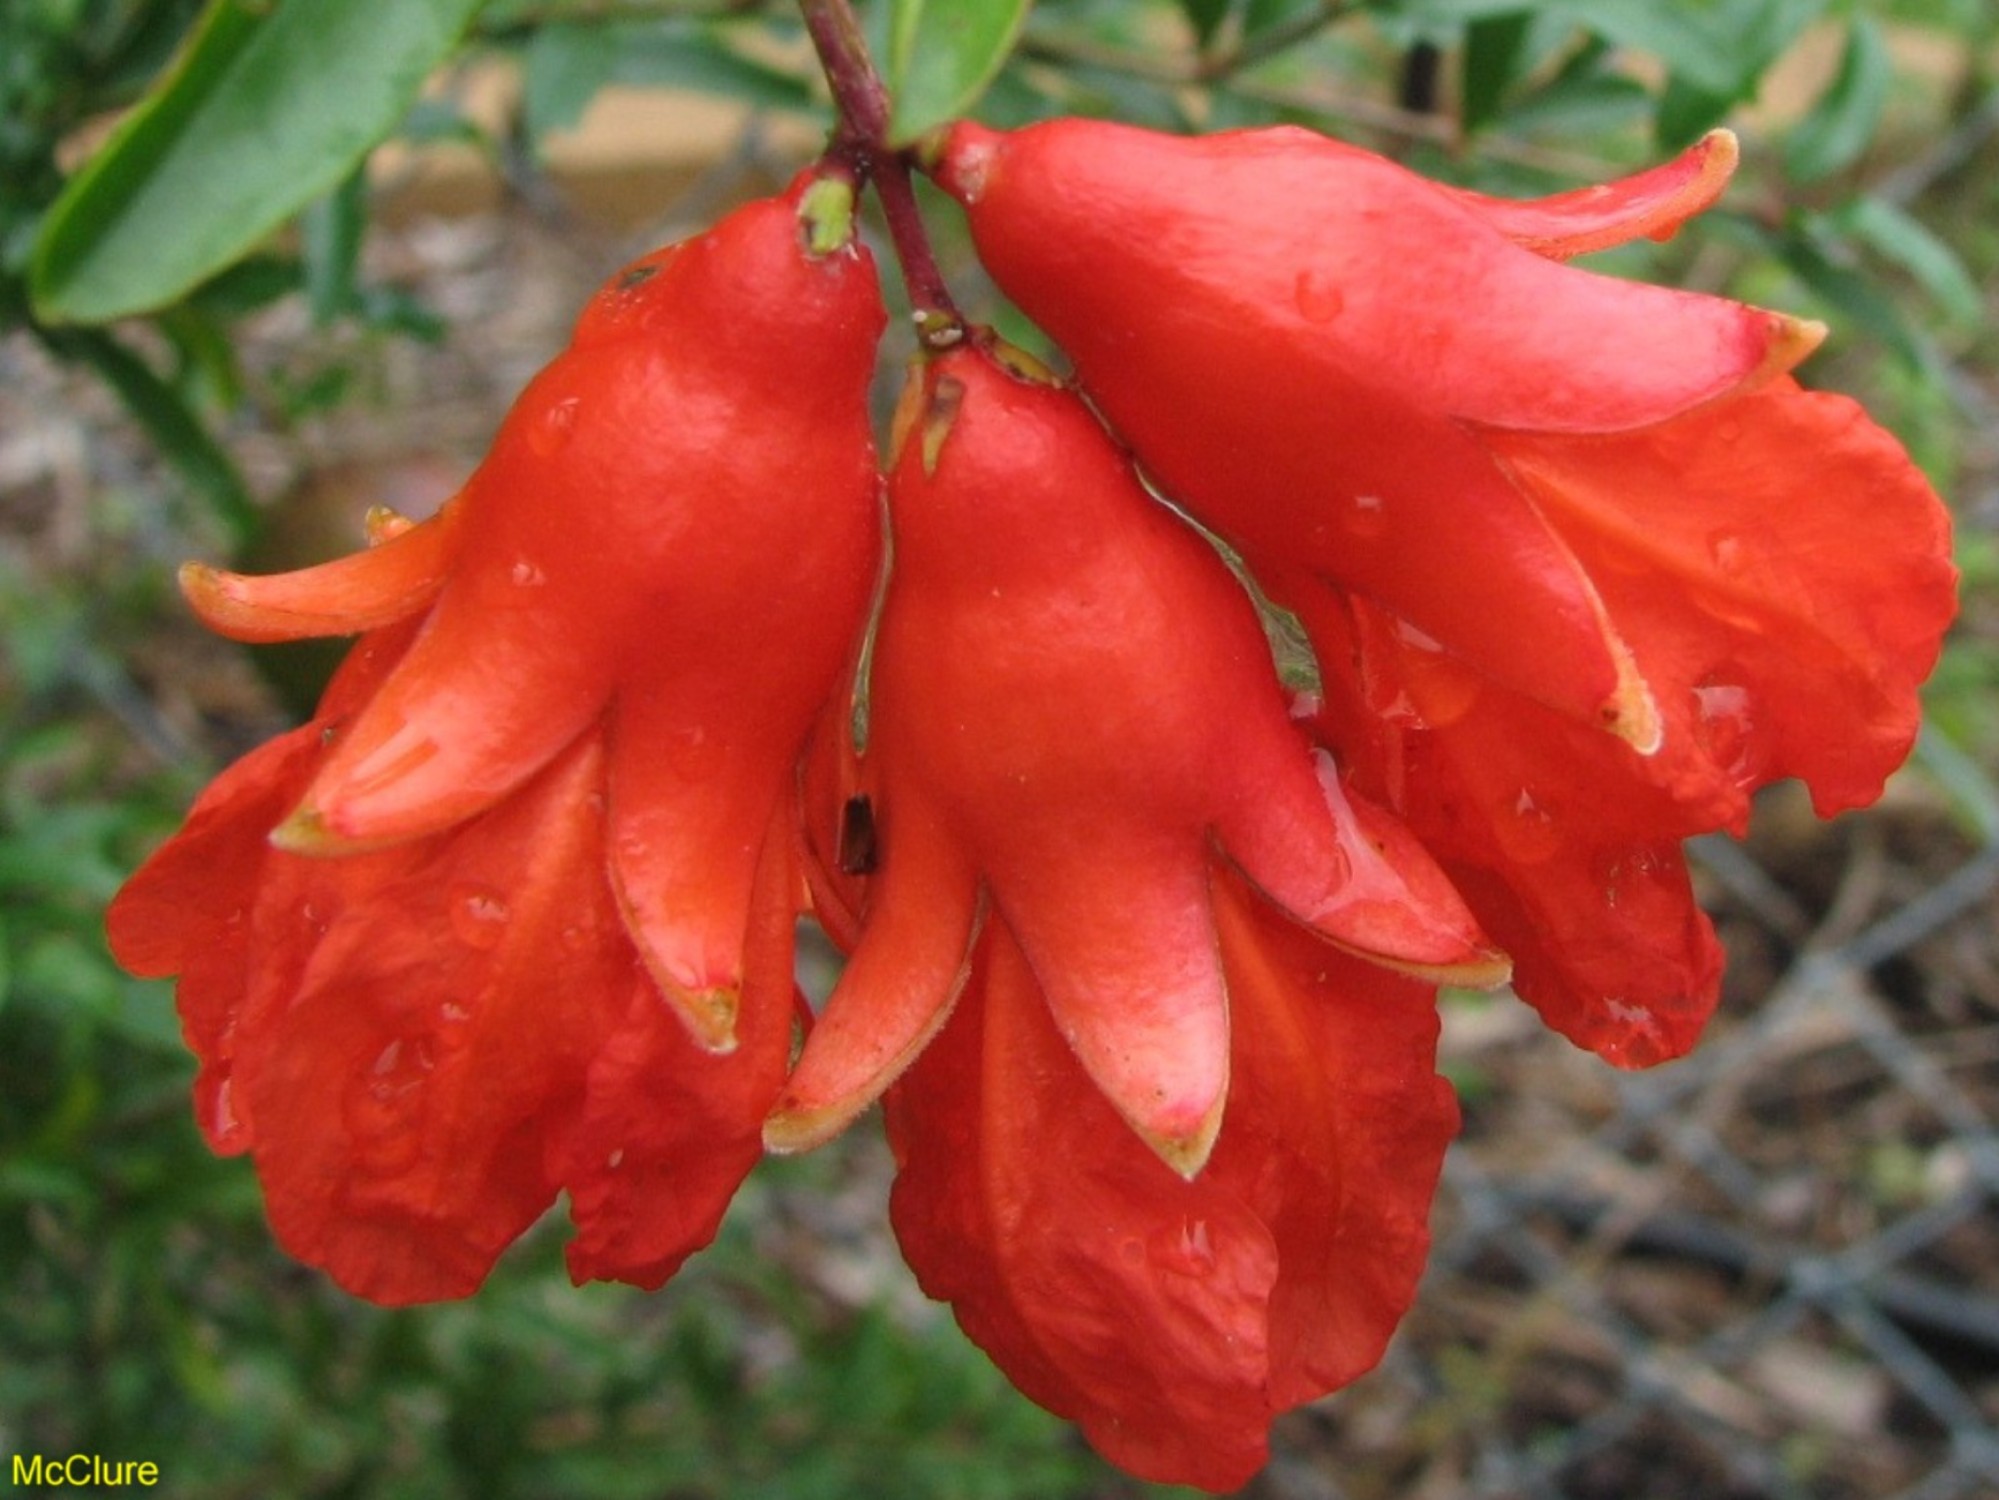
[[509, 558, 546, 588], [208, 1077, 243, 1148], [345, 1033, 436, 1171], [1293, 269, 1346, 324], [1344, 492, 1387, 537], [449, 884, 511, 949], [1493, 787, 1562, 865], [1706, 528, 1748, 575], [1147, 1217, 1218, 1279], [1597, 846, 1665, 909], [1392, 620, 1480, 726], [1692, 681, 1764, 788], [1394, 619, 1445, 653], [528, 396, 582, 456]]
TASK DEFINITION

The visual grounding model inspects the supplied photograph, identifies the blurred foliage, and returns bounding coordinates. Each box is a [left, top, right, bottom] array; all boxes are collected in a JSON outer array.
[[3, 0, 1996, 1494]]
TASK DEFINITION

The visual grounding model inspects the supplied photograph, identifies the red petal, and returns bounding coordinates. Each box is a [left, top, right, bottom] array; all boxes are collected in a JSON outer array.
[[886, 892, 1456, 1488], [1305, 597, 1729, 1062], [1128, 399, 1660, 734], [1001, 845, 1231, 1176], [178, 503, 461, 643], [604, 680, 793, 1051], [106, 727, 322, 1152], [281, 573, 613, 851], [765, 797, 980, 1152], [1221, 734, 1505, 983], [1443, 130, 1739, 259], [106, 728, 316, 979], [1444, 845, 1725, 1067], [561, 797, 796, 1288], [246, 737, 624, 1304], [887, 926, 1279, 1492], [1492, 382, 1958, 820], [1209, 868, 1457, 1401]]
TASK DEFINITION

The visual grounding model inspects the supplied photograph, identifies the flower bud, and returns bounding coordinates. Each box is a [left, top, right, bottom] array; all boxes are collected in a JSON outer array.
[[766, 343, 1502, 1174]]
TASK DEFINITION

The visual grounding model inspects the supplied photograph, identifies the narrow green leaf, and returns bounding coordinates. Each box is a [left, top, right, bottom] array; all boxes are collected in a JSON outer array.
[[1181, 0, 1235, 46], [523, 22, 815, 149], [30, 0, 486, 325], [1782, 215, 1931, 372], [1655, 75, 1735, 151], [302, 167, 368, 326], [1461, 10, 1533, 133], [1835, 196, 1985, 329], [38, 325, 258, 543], [1244, 0, 1327, 34], [886, 0, 1033, 146], [1784, 16, 1892, 183], [522, 23, 622, 143]]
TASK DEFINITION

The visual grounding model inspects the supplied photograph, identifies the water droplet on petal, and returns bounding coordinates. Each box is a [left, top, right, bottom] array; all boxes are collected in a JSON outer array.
[[509, 558, 545, 588], [1597, 847, 1665, 910], [1146, 1217, 1218, 1279], [1392, 620, 1481, 726], [1706, 528, 1748, 575], [1395, 619, 1445, 653], [1493, 787, 1563, 864], [1293, 269, 1346, 324], [528, 396, 582, 456], [208, 1077, 242, 1147], [1692, 680, 1765, 789], [345, 1033, 437, 1171], [1344, 492, 1387, 537], [449, 884, 511, 949]]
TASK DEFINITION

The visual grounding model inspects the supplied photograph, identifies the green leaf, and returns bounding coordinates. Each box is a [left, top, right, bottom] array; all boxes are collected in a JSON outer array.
[[1181, 0, 1235, 46], [1833, 195, 1985, 329], [1784, 16, 1892, 183], [37, 324, 257, 543], [30, 0, 486, 325], [1781, 212, 1932, 372], [1244, 0, 1330, 34], [301, 166, 368, 326], [1461, 10, 1533, 133], [1655, 75, 1737, 151], [886, 0, 1033, 146], [522, 22, 815, 148]]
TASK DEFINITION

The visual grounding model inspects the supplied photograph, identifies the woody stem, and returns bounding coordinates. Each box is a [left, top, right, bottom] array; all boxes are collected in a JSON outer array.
[[799, 0, 963, 338]]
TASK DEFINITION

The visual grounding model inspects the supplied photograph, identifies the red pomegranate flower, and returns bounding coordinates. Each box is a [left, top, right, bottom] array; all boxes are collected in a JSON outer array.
[[106, 176, 884, 1299], [770, 343, 1501, 1170], [934, 120, 1957, 1063], [770, 342, 1486, 1480]]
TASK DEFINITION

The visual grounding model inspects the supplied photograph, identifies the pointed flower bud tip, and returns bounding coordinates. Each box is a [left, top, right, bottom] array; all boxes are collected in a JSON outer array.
[[664, 982, 742, 1055], [268, 801, 335, 855]]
